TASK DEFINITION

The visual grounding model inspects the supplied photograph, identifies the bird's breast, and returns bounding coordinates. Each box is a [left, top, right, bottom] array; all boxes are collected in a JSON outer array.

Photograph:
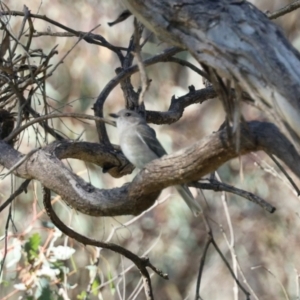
[[120, 134, 158, 169]]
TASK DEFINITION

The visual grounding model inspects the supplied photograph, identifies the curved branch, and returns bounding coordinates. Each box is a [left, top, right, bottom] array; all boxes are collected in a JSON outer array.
[[42, 187, 167, 300], [0, 121, 298, 217], [46, 140, 134, 178], [166, 56, 208, 78], [146, 86, 217, 124]]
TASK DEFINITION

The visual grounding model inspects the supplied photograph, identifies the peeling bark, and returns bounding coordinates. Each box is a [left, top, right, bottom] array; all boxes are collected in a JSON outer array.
[[122, 0, 300, 139]]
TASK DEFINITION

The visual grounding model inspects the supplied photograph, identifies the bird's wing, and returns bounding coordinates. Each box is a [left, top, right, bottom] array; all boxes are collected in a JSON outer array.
[[136, 124, 167, 158]]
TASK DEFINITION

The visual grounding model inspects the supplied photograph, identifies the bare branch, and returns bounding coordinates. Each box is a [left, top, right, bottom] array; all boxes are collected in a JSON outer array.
[[0, 121, 298, 217], [4, 112, 115, 143], [192, 179, 276, 213], [146, 86, 216, 124], [268, 0, 300, 19], [42, 187, 159, 300], [0, 179, 31, 213]]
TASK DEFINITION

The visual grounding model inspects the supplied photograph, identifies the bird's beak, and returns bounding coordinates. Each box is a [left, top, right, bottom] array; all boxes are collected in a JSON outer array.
[[109, 113, 119, 119]]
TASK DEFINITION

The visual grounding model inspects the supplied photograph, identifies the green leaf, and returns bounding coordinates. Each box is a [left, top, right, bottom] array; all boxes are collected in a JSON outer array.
[[91, 277, 100, 296], [108, 271, 115, 295], [37, 285, 53, 300], [77, 291, 87, 299], [24, 233, 41, 262], [1, 280, 10, 287]]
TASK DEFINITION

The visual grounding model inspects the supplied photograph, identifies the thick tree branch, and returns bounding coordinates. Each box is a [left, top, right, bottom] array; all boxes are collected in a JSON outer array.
[[122, 0, 300, 141], [0, 121, 298, 217], [46, 140, 134, 178]]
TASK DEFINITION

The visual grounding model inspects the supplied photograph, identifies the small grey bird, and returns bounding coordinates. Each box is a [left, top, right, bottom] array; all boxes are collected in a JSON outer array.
[[110, 109, 202, 216]]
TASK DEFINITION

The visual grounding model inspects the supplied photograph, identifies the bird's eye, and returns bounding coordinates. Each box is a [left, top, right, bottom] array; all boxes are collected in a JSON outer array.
[[125, 112, 131, 117]]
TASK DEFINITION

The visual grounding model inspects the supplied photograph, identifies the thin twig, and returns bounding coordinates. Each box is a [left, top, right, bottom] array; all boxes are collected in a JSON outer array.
[[269, 154, 300, 195], [216, 171, 238, 300], [251, 265, 290, 300], [47, 24, 102, 77], [0, 179, 31, 212], [268, 0, 300, 19], [0, 204, 13, 276], [4, 10, 124, 56], [133, 19, 150, 106], [211, 239, 250, 299], [166, 57, 208, 79], [195, 237, 212, 300], [220, 226, 260, 300], [295, 268, 300, 300], [191, 179, 276, 213], [4, 112, 115, 143], [42, 188, 169, 300]]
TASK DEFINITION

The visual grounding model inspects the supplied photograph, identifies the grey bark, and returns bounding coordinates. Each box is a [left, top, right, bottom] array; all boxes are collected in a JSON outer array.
[[1, 122, 299, 216], [122, 0, 300, 139]]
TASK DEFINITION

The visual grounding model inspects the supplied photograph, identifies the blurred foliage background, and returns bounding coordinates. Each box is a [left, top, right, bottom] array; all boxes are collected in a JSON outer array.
[[0, 0, 300, 299]]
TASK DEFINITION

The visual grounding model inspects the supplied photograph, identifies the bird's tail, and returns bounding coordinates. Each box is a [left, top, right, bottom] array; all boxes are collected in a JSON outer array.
[[175, 185, 202, 217]]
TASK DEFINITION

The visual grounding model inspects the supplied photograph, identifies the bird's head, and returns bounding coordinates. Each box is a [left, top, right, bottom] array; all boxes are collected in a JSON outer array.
[[109, 109, 145, 128]]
